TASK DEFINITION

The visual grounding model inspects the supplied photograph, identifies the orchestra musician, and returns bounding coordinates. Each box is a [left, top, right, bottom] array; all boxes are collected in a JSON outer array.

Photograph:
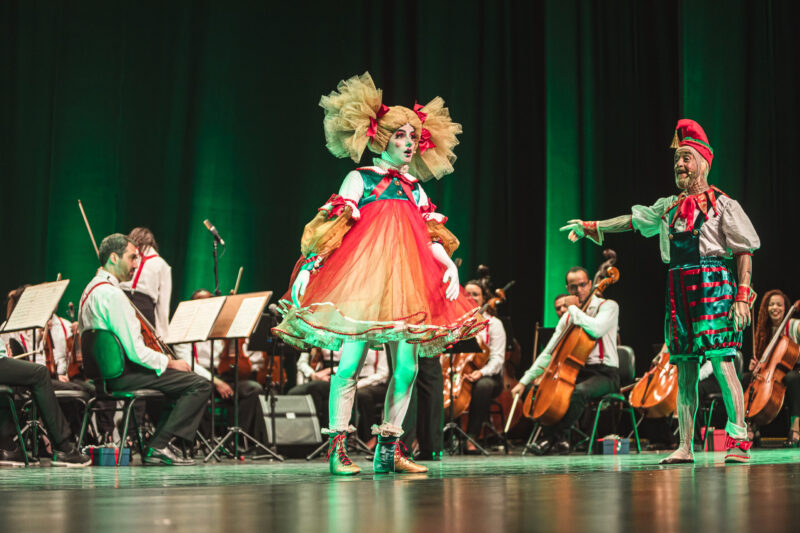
[[511, 266, 620, 455], [120, 227, 172, 337], [78, 233, 211, 466], [2, 286, 98, 439], [461, 280, 507, 454], [554, 293, 574, 319], [289, 346, 389, 447], [742, 290, 800, 446], [0, 342, 91, 467], [172, 288, 268, 445], [400, 352, 444, 461]]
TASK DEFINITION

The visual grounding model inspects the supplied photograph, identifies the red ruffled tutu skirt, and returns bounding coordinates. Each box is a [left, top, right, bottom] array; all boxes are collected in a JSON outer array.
[[273, 200, 484, 357]]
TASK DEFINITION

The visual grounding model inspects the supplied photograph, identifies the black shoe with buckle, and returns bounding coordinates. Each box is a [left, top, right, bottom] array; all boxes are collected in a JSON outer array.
[[530, 438, 554, 456], [0, 446, 28, 467], [144, 446, 196, 466], [51, 444, 92, 468]]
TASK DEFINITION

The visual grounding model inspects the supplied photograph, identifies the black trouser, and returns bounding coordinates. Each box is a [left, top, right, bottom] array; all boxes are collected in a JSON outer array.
[[355, 383, 388, 442], [71, 377, 116, 439], [288, 381, 330, 425], [107, 366, 212, 446], [214, 374, 266, 443], [543, 364, 620, 440], [126, 291, 156, 327], [401, 357, 444, 454], [51, 378, 93, 439], [783, 370, 800, 419], [0, 358, 72, 449], [466, 374, 503, 437]]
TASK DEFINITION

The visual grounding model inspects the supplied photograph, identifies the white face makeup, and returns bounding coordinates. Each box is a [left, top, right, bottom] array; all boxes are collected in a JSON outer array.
[[674, 148, 699, 190], [384, 123, 417, 165]]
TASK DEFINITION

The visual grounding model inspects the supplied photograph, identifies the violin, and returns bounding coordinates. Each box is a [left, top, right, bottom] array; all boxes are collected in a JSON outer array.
[[66, 302, 84, 380], [442, 269, 515, 421], [525, 250, 620, 425], [217, 267, 254, 379], [41, 319, 58, 378], [628, 345, 677, 418], [744, 300, 800, 425]]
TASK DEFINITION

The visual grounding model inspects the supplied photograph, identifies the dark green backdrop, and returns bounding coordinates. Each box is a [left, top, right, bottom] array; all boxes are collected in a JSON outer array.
[[2, 1, 798, 373]]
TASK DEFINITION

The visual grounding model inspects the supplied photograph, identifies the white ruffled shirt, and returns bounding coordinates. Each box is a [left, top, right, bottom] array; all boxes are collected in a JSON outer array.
[[631, 194, 760, 263]]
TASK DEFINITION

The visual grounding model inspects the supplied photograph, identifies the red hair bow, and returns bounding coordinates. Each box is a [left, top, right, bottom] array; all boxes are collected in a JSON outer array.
[[367, 104, 390, 139], [413, 102, 428, 124], [419, 128, 436, 154]]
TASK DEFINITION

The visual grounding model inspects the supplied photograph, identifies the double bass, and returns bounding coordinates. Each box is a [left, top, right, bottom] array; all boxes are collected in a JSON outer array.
[[524, 252, 620, 425], [744, 300, 800, 425], [628, 345, 678, 418]]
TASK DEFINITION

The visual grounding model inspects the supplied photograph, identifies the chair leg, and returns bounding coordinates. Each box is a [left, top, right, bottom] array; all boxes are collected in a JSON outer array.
[[587, 400, 608, 455], [119, 399, 137, 466], [627, 404, 642, 453], [78, 397, 97, 448], [7, 396, 29, 466]]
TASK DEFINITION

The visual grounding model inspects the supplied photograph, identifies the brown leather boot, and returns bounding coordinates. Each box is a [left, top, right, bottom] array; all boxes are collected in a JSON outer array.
[[394, 441, 428, 474]]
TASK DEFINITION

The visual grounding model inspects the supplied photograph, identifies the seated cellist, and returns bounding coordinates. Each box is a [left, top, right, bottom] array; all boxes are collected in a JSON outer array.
[[511, 266, 620, 455]]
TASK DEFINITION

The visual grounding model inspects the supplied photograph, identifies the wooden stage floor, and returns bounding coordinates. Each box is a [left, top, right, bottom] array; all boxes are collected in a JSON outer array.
[[1, 450, 799, 533]]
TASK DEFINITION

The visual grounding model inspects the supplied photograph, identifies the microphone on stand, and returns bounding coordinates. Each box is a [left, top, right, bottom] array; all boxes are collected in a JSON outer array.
[[203, 219, 226, 246]]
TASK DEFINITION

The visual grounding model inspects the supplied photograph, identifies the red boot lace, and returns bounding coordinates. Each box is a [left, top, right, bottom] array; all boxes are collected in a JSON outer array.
[[327, 433, 353, 465], [395, 440, 410, 459], [724, 435, 752, 452]]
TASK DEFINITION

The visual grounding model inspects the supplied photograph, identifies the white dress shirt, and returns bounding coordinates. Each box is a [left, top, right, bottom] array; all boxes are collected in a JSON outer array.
[[296, 348, 389, 388], [119, 247, 172, 337], [49, 314, 73, 375], [477, 315, 507, 377], [79, 269, 170, 375], [521, 295, 619, 386]]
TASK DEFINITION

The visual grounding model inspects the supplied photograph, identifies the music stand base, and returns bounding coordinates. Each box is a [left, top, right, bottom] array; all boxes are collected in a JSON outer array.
[[443, 421, 490, 456], [204, 426, 283, 462]]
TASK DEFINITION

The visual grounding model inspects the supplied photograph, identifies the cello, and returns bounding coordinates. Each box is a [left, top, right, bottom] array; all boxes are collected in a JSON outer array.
[[744, 300, 800, 425], [526, 252, 620, 425], [628, 345, 678, 418]]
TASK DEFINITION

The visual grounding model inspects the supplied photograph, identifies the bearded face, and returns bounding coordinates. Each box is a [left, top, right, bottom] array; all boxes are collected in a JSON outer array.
[[674, 148, 700, 190]]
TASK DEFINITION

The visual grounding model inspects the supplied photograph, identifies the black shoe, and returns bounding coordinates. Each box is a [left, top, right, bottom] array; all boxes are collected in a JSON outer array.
[[51, 445, 91, 468], [415, 450, 442, 461], [143, 446, 196, 466], [0, 447, 28, 467], [553, 440, 570, 455], [530, 438, 554, 456]]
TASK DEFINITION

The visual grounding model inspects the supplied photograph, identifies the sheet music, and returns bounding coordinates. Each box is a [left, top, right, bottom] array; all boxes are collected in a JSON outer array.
[[1, 280, 69, 332], [165, 297, 226, 344], [226, 296, 268, 338]]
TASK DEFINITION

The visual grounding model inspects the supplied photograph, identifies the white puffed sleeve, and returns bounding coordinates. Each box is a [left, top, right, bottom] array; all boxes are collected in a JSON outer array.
[[719, 197, 760, 255], [631, 196, 676, 238]]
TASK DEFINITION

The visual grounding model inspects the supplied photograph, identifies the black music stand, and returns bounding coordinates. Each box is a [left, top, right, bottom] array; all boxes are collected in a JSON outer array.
[[443, 337, 490, 456], [247, 313, 285, 461]]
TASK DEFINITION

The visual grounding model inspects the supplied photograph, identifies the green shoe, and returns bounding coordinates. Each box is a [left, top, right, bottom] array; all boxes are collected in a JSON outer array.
[[373, 436, 396, 473], [328, 433, 360, 476]]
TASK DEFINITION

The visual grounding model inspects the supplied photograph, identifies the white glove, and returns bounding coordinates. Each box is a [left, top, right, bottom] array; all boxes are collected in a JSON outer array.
[[559, 219, 586, 242], [430, 242, 459, 301], [292, 270, 311, 307]]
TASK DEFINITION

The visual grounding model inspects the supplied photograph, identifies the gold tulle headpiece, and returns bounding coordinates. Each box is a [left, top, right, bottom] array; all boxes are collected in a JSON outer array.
[[319, 72, 462, 181]]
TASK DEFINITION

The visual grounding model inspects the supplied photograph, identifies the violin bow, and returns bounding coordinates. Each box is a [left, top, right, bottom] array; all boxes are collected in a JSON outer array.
[[78, 199, 101, 262]]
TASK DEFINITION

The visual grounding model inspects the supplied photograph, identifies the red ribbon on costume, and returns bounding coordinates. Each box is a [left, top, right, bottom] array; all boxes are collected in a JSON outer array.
[[418, 128, 435, 154], [367, 104, 390, 139], [413, 102, 428, 124], [371, 169, 416, 203], [677, 195, 698, 231], [724, 435, 752, 452]]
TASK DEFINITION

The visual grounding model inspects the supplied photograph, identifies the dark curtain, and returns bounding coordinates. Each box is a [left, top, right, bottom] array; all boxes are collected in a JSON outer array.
[[0, 0, 545, 364], [2, 0, 798, 375]]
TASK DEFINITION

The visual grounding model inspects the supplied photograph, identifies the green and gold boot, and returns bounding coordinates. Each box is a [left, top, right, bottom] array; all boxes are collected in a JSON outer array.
[[327, 432, 360, 476], [373, 435, 396, 473]]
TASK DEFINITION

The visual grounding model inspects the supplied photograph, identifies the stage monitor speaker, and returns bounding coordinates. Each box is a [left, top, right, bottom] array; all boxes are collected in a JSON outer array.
[[260, 394, 322, 445]]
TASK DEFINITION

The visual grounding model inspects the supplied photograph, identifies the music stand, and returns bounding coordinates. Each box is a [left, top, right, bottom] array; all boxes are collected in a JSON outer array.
[[204, 292, 283, 462], [246, 312, 285, 461], [1, 280, 69, 456], [443, 337, 490, 456]]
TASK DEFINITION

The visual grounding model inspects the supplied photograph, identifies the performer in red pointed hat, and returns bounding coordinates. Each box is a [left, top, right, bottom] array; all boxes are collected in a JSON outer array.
[[272, 72, 484, 476], [560, 118, 760, 464]]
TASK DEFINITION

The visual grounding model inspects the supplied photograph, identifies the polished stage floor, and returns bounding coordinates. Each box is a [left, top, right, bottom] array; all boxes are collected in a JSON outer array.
[[1, 450, 799, 533]]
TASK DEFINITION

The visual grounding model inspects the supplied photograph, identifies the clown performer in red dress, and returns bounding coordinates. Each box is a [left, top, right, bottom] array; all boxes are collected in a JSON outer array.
[[273, 73, 485, 475], [560, 119, 760, 464]]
